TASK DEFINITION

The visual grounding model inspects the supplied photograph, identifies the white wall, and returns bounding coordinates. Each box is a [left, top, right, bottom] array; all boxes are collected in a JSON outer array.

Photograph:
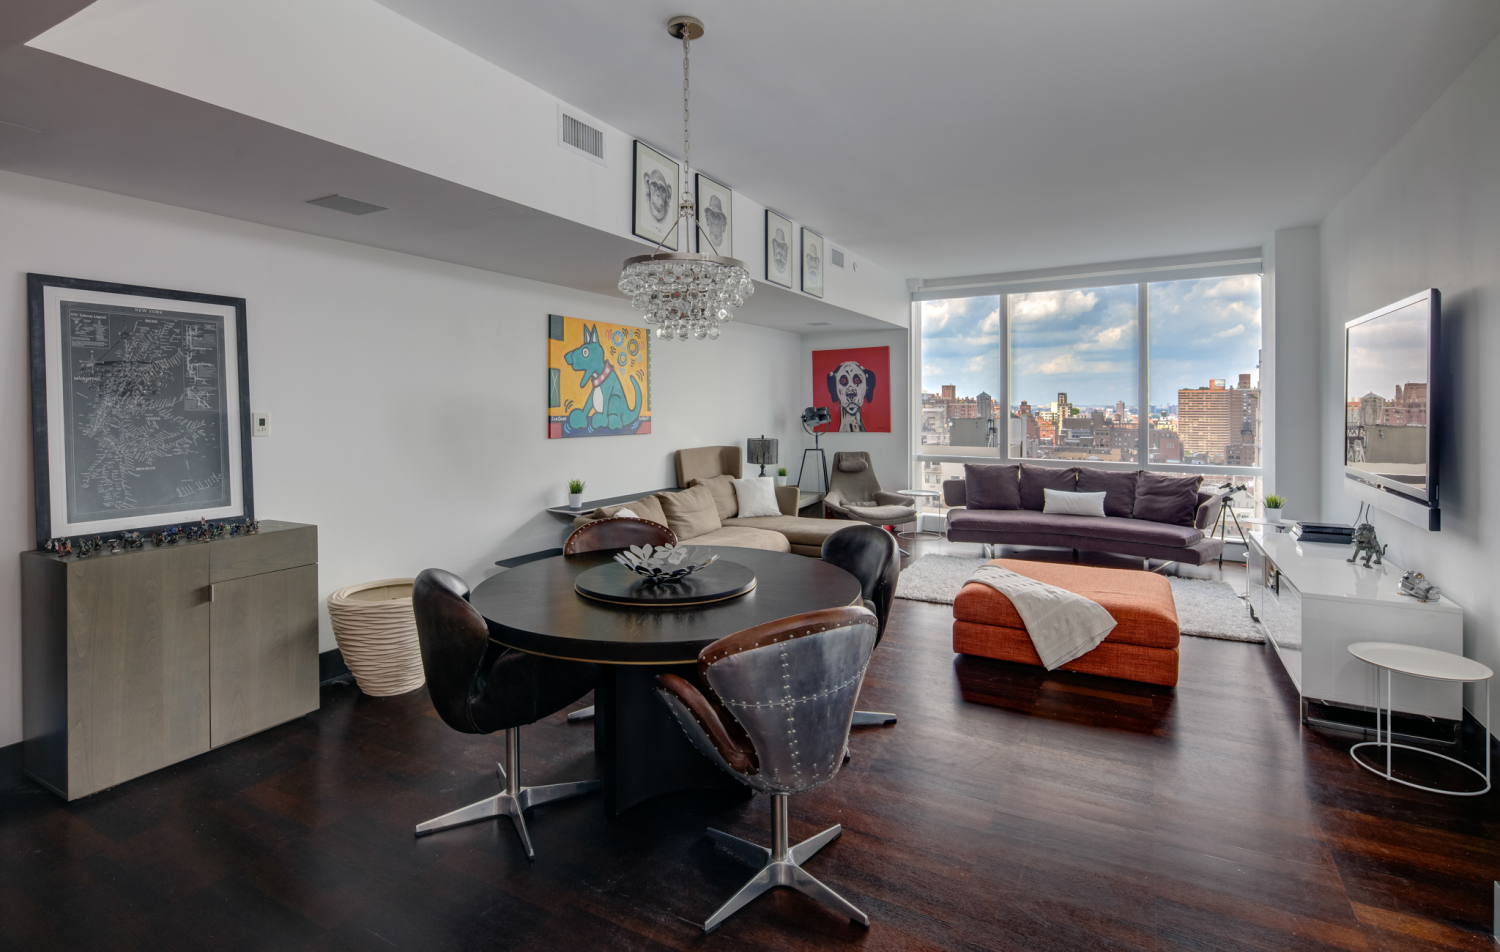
[[0, 169, 805, 748], [799, 330, 911, 494], [1262, 225, 1322, 519], [1319, 33, 1500, 720]]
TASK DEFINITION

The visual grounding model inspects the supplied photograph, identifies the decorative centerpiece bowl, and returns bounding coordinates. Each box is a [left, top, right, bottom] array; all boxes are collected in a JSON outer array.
[[613, 543, 718, 583]]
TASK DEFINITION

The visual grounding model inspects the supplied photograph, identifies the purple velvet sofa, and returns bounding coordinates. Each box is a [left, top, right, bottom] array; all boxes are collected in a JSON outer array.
[[942, 463, 1226, 566]]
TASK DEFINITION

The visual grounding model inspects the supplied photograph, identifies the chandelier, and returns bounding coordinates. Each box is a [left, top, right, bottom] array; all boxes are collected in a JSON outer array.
[[618, 16, 753, 341]]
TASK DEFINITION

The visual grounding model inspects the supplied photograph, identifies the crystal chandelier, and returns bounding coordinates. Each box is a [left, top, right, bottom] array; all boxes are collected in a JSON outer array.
[[618, 16, 753, 341]]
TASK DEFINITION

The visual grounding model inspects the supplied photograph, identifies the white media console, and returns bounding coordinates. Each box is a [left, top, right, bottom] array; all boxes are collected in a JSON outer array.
[[1246, 530, 1463, 723]]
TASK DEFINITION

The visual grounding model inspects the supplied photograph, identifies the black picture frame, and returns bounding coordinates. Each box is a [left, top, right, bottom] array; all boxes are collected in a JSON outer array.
[[801, 227, 825, 299], [765, 210, 794, 288], [27, 274, 254, 548], [694, 172, 733, 257], [632, 140, 681, 250]]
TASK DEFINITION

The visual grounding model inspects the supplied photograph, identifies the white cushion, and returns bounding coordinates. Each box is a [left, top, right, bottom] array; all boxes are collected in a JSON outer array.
[[614, 508, 639, 519], [732, 477, 782, 518], [1043, 488, 1107, 518]]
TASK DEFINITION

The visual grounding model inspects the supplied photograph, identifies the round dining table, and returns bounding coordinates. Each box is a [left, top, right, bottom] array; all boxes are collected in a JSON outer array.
[[471, 546, 863, 816]]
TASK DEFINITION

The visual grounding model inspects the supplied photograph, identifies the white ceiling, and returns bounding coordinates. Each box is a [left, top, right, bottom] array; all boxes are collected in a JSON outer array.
[[372, 0, 1500, 280]]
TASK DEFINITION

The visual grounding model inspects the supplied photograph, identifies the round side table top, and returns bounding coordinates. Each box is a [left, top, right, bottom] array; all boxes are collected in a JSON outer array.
[[1348, 642, 1493, 682], [898, 489, 940, 498]]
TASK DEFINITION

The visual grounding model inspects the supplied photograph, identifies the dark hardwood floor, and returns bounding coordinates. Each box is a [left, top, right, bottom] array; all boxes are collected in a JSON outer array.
[[2, 539, 1497, 951]]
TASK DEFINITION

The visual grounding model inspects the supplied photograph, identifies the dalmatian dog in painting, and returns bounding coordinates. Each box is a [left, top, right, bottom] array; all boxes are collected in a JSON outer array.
[[827, 360, 877, 432]]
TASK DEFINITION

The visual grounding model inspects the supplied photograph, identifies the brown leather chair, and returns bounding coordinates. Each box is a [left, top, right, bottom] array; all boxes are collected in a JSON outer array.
[[563, 516, 676, 555], [561, 517, 676, 724], [656, 606, 878, 932], [821, 523, 901, 727], [411, 568, 600, 859]]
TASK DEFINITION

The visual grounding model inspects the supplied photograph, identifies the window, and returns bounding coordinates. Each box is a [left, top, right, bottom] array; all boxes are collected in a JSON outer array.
[[914, 267, 1263, 483], [1010, 285, 1139, 463]]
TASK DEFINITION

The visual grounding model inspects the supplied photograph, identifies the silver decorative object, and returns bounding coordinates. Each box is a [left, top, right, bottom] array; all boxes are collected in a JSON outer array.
[[1398, 570, 1441, 602], [614, 543, 719, 583], [1348, 522, 1388, 567]]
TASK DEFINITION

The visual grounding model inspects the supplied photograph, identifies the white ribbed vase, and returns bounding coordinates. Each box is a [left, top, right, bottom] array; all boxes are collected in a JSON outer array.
[[328, 578, 425, 696]]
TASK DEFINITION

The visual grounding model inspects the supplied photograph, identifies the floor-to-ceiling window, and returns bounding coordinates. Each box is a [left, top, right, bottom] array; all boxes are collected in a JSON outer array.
[[912, 257, 1265, 531]]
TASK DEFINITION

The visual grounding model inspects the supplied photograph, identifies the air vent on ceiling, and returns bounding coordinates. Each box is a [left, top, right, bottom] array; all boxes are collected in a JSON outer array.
[[830, 248, 845, 269], [306, 194, 387, 216], [558, 104, 607, 165]]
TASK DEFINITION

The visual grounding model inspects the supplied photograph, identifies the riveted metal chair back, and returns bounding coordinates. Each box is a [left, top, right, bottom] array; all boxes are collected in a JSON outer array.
[[412, 568, 489, 734], [564, 517, 676, 556], [700, 606, 877, 795], [821, 523, 900, 643]]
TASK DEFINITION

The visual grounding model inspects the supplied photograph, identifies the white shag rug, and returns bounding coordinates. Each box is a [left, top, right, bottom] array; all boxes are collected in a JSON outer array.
[[896, 555, 1264, 644]]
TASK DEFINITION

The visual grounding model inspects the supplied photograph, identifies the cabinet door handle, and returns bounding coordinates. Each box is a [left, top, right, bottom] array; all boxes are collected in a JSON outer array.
[[208, 583, 216, 603]]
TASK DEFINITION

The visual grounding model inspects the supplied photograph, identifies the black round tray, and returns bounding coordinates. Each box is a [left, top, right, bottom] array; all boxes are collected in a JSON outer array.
[[574, 560, 757, 607]]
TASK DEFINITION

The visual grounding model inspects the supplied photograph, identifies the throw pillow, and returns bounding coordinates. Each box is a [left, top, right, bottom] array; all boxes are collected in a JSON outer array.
[[595, 493, 667, 527], [688, 474, 739, 521], [658, 485, 722, 540], [964, 463, 1020, 510], [836, 455, 868, 472], [1133, 473, 1203, 527], [1019, 464, 1078, 511], [614, 508, 639, 519], [732, 477, 781, 518], [1042, 489, 1108, 518], [1076, 467, 1140, 519]]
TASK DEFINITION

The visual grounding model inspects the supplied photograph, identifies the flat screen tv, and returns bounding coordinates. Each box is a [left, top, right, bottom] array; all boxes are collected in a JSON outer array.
[[1344, 288, 1439, 506]]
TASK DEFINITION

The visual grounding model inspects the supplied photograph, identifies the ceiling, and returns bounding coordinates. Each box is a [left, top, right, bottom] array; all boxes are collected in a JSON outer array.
[[372, 0, 1500, 280]]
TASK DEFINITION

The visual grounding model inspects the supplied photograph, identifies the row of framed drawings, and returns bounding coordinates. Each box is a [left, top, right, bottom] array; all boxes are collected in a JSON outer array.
[[631, 139, 827, 299]]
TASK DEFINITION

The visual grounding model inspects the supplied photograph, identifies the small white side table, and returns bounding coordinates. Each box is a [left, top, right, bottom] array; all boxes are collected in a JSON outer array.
[[1348, 642, 1492, 796], [896, 489, 942, 540]]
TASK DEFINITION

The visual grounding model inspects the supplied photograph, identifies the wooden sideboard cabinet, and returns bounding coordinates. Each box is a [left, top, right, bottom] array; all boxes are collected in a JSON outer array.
[[21, 521, 318, 799]]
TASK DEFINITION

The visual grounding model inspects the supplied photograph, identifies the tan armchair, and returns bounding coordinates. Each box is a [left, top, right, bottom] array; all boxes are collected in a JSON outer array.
[[823, 452, 916, 529]]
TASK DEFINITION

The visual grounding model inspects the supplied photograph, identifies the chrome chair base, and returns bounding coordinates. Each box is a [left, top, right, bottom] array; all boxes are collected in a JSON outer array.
[[851, 710, 897, 727], [701, 794, 869, 933], [566, 704, 595, 723], [413, 727, 599, 859]]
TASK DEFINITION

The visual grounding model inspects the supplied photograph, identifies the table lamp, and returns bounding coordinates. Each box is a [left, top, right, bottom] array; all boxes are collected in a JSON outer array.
[[746, 436, 778, 476]]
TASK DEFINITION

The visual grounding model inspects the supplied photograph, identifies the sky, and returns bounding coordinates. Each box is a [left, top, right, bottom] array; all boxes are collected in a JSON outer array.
[[921, 275, 1262, 409]]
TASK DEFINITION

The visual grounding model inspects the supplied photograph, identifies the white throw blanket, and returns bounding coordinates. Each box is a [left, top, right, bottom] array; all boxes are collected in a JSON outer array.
[[965, 564, 1117, 669]]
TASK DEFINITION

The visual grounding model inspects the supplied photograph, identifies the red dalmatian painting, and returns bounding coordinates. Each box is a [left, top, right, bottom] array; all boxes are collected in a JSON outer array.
[[810, 346, 891, 433]]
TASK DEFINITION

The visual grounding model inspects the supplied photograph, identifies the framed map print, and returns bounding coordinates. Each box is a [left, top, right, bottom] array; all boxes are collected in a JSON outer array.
[[27, 274, 254, 546]]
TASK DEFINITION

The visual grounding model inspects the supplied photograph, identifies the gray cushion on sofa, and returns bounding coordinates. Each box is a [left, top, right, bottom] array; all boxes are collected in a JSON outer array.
[[946, 509, 1205, 547], [1133, 473, 1203, 528], [964, 463, 1020, 510], [1076, 468, 1140, 519], [1019, 464, 1077, 511]]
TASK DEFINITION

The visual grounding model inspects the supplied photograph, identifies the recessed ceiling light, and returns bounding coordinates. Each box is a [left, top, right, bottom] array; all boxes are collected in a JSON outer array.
[[306, 194, 388, 216], [807, 321, 833, 326]]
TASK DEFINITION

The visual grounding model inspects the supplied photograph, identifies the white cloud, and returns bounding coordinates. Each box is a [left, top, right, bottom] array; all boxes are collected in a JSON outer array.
[[1095, 323, 1130, 345], [1203, 274, 1259, 298], [1011, 289, 1099, 322], [1036, 354, 1081, 374], [1212, 323, 1246, 339]]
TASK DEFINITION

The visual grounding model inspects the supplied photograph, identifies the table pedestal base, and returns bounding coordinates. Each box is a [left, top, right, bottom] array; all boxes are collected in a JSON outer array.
[[594, 663, 749, 817]]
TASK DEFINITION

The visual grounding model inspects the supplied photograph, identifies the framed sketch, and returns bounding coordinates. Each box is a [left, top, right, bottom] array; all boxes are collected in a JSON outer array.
[[694, 173, 733, 257], [27, 274, 254, 546], [765, 210, 794, 288], [801, 227, 825, 298], [632, 140, 680, 250]]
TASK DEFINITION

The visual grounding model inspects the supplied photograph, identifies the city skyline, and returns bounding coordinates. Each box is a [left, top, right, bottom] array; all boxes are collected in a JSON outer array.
[[921, 276, 1262, 406]]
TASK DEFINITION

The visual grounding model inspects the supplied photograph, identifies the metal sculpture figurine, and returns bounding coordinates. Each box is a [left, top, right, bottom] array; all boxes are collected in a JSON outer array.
[[1347, 522, 1387, 567], [1398, 570, 1441, 602]]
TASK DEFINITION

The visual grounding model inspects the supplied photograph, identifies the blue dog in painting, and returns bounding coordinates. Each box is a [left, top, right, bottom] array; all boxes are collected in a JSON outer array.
[[565, 324, 643, 433]]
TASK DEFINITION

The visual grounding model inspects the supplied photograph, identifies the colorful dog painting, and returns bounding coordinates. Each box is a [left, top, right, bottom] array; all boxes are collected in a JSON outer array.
[[809, 346, 891, 433], [548, 315, 651, 439]]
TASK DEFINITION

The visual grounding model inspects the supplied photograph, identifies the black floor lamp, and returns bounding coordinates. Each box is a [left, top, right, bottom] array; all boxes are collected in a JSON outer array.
[[797, 407, 832, 495]]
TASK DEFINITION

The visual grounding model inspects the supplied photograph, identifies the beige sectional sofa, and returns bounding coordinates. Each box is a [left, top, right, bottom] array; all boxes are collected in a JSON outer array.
[[571, 446, 847, 557]]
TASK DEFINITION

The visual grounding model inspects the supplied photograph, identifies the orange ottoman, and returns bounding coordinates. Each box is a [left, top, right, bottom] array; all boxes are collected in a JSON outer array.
[[953, 559, 1180, 687]]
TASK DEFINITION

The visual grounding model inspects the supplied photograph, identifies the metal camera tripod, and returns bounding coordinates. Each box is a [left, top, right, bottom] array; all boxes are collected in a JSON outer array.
[[1212, 483, 1251, 568]]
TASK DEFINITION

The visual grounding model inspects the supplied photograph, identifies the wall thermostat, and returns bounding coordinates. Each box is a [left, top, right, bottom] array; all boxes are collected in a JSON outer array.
[[252, 412, 271, 437]]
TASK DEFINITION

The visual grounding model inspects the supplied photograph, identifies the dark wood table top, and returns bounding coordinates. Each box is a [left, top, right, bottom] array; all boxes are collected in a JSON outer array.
[[471, 547, 862, 664]]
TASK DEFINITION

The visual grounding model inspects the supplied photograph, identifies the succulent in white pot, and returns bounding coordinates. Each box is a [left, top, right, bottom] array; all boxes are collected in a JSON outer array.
[[1263, 494, 1285, 524], [775, 466, 788, 487], [567, 478, 585, 510]]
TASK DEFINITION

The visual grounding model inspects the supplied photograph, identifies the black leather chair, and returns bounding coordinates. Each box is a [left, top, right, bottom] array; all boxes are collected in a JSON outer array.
[[656, 606, 878, 932], [821, 523, 901, 727], [411, 568, 600, 859], [561, 517, 678, 724]]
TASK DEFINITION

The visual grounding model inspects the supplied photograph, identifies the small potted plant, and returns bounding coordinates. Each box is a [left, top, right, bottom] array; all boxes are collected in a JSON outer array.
[[1263, 494, 1285, 524], [567, 479, 586, 510], [775, 466, 788, 487]]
